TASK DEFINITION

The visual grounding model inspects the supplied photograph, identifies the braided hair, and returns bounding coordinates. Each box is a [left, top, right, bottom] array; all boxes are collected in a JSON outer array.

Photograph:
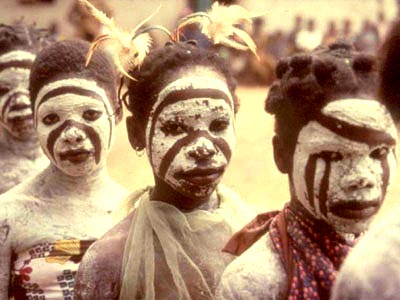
[[126, 41, 239, 132], [0, 21, 51, 55], [266, 41, 378, 152]]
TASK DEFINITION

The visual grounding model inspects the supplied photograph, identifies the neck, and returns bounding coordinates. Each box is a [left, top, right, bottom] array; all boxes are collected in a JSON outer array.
[[38, 164, 111, 199], [151, 176, 219, 212], [0, 128, 42, 159]]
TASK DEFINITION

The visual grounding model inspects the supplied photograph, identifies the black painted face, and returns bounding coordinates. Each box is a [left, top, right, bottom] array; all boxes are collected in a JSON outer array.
[[146, 68, 235, 200], [292, 99, 397, 234], [34, 78, 116, 177]]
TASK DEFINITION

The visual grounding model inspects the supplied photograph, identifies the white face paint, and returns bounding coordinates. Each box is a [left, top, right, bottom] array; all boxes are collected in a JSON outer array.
[[292, 98, 397, 234], [146, 68, 235, 199], [35, 78, 116, 177], [0, 51, 35, 140]]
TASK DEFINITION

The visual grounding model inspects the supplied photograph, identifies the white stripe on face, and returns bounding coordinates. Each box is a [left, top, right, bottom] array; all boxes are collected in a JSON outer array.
[[292, 98, 397, 234], [0, 50, 35, 63]]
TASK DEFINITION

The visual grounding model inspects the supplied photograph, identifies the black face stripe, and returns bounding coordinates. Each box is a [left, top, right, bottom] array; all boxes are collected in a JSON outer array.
[[305, 154, 318, 210], [47, 120, 102, 164], [1, 91, 28, 118], [38, 85, 113, 149], [38, 86, 105, 109], [0, 60, 32, 73], [381, 156, 390, 200], [317, 157, 331, 217], [148, 88, 232, 166], [315, 113, 396, 147], [158, 129, 231, 179]]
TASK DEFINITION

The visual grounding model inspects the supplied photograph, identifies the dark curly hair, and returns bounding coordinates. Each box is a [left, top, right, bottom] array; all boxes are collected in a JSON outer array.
[[126, 41, 239, 131], [265, 41, 378, 152], [0, 21, 51, 56], [29, 39, 121, 121], [379, 19, 400, 122]]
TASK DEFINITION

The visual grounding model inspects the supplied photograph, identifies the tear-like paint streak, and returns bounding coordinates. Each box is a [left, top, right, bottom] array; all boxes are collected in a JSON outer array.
[[305, 154, 318, 210], [318, 158, 331, 217]]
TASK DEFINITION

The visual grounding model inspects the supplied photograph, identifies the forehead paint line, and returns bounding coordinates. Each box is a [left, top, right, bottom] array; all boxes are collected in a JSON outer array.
[[0, 50, 35, 63], [35, 78, 114, 118], [47, 119, 102, 164], [158, 130, 232, 179], [314, 113, 396, 147]]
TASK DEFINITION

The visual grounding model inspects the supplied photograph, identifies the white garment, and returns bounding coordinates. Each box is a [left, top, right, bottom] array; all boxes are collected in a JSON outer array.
[[119, 185, 254, 300]]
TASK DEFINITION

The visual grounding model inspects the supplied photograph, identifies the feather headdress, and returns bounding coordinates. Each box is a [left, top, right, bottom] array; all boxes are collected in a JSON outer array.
[[78, 0, 160, 80], [177, 2, 264, 58]]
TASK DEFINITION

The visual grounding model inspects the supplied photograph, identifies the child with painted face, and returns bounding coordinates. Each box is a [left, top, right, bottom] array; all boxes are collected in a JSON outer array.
[[0, 39, 128, 299], [331, 20, 400, 300], [0, 22, 50, 194], [74, 41, 254, 300], [216, 41, 398, 300]]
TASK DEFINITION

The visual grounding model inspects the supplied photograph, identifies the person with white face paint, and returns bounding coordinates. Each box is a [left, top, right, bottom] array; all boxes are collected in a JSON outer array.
[[215, 41, 398, 300], [331, 20, 400, 300], [74, 40, 255, 300], [0, 39, 128, 300], [0, 22, 50, 194]]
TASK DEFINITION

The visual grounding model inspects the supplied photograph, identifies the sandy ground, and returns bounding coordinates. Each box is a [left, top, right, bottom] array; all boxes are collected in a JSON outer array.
[[107, 86, 400, 223]]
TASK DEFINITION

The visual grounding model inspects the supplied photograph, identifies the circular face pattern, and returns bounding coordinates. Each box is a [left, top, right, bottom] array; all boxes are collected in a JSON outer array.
[[35, 78, 116, 177], [146, 69, 235, 200], [0, 51, 36, 140], [292, 98, 398, 234]]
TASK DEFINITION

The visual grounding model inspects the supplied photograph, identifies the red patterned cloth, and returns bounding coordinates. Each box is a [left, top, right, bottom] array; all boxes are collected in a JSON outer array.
[[223, 204, 355, 300]]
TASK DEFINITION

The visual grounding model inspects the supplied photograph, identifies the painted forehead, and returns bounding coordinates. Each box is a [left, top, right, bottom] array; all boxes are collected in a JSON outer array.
[[35, 78, 113, 115], [152, 76, 233, 114], [0, 50, 35, 72], [307, 98, 397, 149]]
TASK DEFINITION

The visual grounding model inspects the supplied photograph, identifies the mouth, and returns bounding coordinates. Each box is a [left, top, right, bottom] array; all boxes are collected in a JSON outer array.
[[175, 166, 225, 186], [7, 115, 34, 133], [58, 149, 94, 164], [329, 199, 381, 220]]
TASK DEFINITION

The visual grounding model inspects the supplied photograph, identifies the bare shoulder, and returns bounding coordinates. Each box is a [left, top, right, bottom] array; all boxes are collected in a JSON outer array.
[[332, 215, 400, 300], [74, 212, 134, 300], [216, 235, 287, 300]]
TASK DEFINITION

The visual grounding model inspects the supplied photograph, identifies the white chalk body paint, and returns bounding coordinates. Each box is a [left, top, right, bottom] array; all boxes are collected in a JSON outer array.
[[292, 98, 397, 234], [0, 50, 35, 63]]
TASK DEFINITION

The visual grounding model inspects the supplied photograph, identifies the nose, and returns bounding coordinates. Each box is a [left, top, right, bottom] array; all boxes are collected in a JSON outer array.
[[341, 161, 375, 192], [187, 137, 217, 161], [62, 126, 86, 144]]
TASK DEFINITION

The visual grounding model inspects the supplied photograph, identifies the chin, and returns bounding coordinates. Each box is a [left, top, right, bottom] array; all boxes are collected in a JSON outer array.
[[173, 179, 218, 201], [56, 160, 97, 177], [328, 214, 374, 235]]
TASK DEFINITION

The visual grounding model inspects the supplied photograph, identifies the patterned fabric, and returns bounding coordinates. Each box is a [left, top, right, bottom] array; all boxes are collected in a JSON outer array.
[[11, 239, 95, 300], [270, 205, 354, 300], [223, 203, 355, 300]]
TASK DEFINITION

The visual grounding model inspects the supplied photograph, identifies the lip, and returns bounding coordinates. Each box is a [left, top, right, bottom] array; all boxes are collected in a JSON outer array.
[[58, 149, 94, 164], [175, 166, 225, 186], [329, 199, 381, 220]]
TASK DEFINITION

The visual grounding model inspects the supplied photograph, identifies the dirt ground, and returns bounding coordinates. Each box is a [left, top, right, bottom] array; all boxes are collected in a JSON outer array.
[[107, 86, 400, 222]]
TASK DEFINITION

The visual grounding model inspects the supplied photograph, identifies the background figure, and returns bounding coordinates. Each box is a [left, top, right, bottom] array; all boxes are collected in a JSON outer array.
[[354, 19, 380, 53], [0, 39, 127, 299], [0, 22, 50, 194], [331, 19, 400, 300], [295, 18, 323, 51], [323, 20, 339, 46]]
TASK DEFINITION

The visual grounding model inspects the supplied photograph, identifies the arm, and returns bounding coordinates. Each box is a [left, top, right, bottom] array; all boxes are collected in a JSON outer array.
[[0, 218, 13, 300]]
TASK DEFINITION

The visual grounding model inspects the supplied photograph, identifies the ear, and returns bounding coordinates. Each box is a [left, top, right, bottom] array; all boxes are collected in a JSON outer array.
[[272, 135, 291, 174], [126, 116, 146, 151]]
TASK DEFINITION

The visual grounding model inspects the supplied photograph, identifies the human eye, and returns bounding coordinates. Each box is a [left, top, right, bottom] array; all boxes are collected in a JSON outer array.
[[209, 117, 230, 133], [42, 113, 60, 126], [318, 151, 344, 162], [82, 109, 103, 121], [160, 119, 189, 136], [370, 146, 389, 160]]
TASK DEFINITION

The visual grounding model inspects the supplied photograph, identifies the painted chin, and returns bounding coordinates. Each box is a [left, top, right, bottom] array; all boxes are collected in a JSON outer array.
[[7, 116, 35, 137], [329, 199, 381, 220]]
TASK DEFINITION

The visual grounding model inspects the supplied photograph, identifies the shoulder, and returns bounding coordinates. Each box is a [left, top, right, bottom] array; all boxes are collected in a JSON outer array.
[[216, 235, 287, 300], [332, 213, 400, 300], [74, 212, 134, 300]]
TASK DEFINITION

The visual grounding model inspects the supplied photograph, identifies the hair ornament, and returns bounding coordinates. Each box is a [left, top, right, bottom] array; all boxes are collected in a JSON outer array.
[[78, 0, 160, 80], [176, 2, 263, 58]]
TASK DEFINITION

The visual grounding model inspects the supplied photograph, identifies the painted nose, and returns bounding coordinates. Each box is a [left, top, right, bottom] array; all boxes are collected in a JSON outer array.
[[188, 137, 217, 161], [62, 126, 86, 144], [341, 164, 375, 192]]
